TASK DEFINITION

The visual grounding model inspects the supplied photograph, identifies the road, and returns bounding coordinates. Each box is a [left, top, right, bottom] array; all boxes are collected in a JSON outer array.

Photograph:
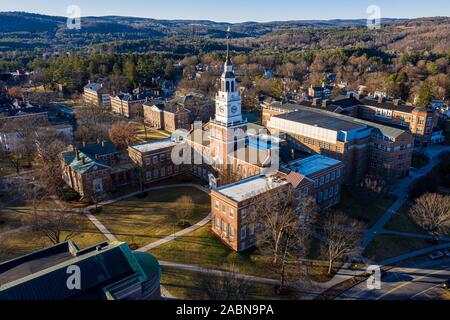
[[339, 258, 450, 300]]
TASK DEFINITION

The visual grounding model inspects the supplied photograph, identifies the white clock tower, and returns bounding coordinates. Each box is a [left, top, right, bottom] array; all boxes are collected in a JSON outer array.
[[209, 32, 247, 168]]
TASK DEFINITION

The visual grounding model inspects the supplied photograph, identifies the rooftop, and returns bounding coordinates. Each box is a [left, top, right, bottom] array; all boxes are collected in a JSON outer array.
[[84, 82, 104, 92], [217, 175, 287, 202], [271, 104, 407, 139], [273, 106, 365, 132], [0, 241, 160, 300], [131, 139, 178, 153], [286, 155, 343, 176]]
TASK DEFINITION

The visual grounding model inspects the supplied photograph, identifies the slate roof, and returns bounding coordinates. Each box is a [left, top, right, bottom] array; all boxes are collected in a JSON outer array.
[[84, 82, 103, 92], [360, 97, 417, 113], [63, 152, 110, 175], [79, 141, 117, 158]]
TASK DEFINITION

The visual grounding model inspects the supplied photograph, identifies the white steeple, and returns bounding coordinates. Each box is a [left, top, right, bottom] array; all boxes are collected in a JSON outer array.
[[214, 27, 244, 126]]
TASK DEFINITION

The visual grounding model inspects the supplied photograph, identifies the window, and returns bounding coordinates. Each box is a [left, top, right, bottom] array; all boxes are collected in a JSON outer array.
[[153, 169, 159, 179], [229, 226, 235, 239], [331, 171, 336, 181], [161, 167, 166, 177], [168, 166, 173, 175], [317, 192, 323, 202], [152, 156, 158, 164], [326, 174, 330, 183], [241, 208, 248, 219], [249, 224, 255, 236], [314, 178, 319, 188], [320, 176, 325, 186], [303, 187, 309, 197], [222, 204, 226, 213], [215, 216, 220, 230], [330, 187, 334, 197], [336, 169, 341, 178], [222, 221, 227, 234], [229, 208, 234, 219], [324, 189, 328, 200], [145, 158, 151, 166], [335, 185, 339, 195], [159, 154, 165, 162], [241, 226, 247, 240], [215, 200, 219, 210], [146, 172, 152, 180]]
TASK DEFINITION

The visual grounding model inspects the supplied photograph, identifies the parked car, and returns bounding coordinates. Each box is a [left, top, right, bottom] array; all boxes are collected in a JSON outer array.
[[429, 251, 445, 260], [442, 280, 450, 290]]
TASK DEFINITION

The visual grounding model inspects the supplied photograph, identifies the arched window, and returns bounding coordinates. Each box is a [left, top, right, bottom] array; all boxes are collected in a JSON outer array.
[[226, 81, 230, 92], [231, 81, 235, 92]]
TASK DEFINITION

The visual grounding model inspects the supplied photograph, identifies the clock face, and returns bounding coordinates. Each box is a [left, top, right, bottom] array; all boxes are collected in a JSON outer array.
[[231, 106, 238, 114]]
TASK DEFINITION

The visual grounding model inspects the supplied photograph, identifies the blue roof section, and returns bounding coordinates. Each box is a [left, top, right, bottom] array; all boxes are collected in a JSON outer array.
[[286, 155, 343, 176]]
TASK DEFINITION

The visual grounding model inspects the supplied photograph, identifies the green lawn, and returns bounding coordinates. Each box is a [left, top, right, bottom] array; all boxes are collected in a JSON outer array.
[[0, 215, 107, 263], [151, 223, 331, 284], [363, 235, 430, 262], [332, 188, 397, 227], [95, 187, 211, 248], [161, 267, 299, 300], [384, 204, 427, 235]]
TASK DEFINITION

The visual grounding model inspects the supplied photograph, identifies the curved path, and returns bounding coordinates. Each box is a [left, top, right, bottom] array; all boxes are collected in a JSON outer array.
[[83, 183, 211, 250]]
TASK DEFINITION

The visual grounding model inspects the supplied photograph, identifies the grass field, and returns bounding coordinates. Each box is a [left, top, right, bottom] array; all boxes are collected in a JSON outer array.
[[161, 266, 300, 300], [333, 188, 397, 227], [363, 235, 430, 262], [384, 204, 427, 235], [95, 187, 211, 248], [0, 214, 107, 263]]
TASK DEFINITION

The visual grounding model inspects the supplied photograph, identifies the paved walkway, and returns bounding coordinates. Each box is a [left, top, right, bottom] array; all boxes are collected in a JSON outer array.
[[137, 214, 212, 252], [159, 260, 280, 286], [363, 145, 450, 248], [83, 183, 211, 250]]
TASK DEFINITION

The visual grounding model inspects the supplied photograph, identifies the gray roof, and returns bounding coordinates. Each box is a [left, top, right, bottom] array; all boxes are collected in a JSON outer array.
[[273, 104, 407, 139], [84, 82, 103, 92]]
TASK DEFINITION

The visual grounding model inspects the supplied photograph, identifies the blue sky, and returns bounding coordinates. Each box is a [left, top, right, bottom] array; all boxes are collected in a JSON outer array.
[[0, 0, 449, 22]]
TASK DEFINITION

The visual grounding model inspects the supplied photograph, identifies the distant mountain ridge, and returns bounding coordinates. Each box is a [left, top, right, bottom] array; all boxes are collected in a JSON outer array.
[[0, 11, 406, 36]]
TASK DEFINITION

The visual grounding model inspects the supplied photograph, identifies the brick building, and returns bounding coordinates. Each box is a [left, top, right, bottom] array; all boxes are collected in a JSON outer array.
[[211, 153, 343, 252], [110, 92, 146, 119], [61, 141, 136, 200], [266, 105, 414, 182], [83, 82, 110, 108], [128, 139, 184, 184], [143, 101, 191, 132]]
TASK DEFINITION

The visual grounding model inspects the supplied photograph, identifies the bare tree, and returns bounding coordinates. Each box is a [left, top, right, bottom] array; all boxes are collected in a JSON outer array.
[[23, 203, 81, 245], [409, 193, 450, 237], [251, 188, 315, 290], [195, 264, 254, 300], [13, 173, 81, 245], [34, 127, 68, 197], [108, 121, 139, 150], [176, 195, 193, 227], [321, 212, 364, 275], [75, 104, 113, 144]]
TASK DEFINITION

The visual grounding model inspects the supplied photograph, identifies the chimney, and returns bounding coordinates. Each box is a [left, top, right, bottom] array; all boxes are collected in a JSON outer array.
[[312, 98, 322, 107], [88, 80, 91, 84], [75, 149, 80, 161], [378, 96, 386, 103], [322, 99, 331, 108], [81, 156, 86, 165]]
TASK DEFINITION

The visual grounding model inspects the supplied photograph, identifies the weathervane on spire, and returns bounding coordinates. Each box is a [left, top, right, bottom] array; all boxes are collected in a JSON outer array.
[[226, 26, 231, 59]]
